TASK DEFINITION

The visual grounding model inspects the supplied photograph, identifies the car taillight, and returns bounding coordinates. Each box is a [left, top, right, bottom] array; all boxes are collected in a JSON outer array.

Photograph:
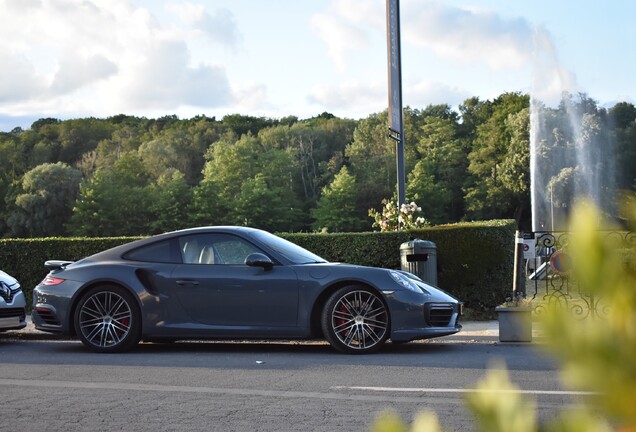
[[41, 276, 65, 286]]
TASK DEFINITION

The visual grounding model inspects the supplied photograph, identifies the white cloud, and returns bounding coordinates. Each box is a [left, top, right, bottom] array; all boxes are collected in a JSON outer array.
[[167, 2, 242, 50], [0, 0, 237, 117], [401, 0, 535, 70], [232, 81, 268, 112], [406, 80, 471, 107], [331, 0, 384, 28], [308, 79, 471, 115], [308, 81, 385, 112], [116, 38, 232, 109], [50, 53, 118, 95], [310, 12, 368, 72], [0, 48, 47, 101], [314, 0, 536, 72], [166, 1, 205, 24]]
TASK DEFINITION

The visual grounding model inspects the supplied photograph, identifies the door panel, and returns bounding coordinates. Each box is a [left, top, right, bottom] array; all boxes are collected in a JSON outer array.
[[170, 264, 299, 327], [170, 233, 299, 327]]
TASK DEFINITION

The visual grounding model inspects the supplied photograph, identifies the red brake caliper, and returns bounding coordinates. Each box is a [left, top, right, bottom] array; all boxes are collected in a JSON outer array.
[[116, 317, 130, 336], [336, 304, 349, 337]]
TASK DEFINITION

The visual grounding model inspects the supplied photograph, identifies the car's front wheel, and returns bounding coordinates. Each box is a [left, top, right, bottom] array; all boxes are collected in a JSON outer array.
[[321, 286, 389, 354], [74, 285, 141, 353]]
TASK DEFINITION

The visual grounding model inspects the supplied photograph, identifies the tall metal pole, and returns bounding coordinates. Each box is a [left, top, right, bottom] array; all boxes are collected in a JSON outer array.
[[386, 0, 406, 207]]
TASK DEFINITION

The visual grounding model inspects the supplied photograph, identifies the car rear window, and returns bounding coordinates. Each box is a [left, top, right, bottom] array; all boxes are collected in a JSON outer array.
[[123, 239, 180, 263]]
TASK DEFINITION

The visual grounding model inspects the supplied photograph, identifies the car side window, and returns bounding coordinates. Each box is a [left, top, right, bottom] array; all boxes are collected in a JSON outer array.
[[179, 234, 264, 265], [124, 239, 180, 263]]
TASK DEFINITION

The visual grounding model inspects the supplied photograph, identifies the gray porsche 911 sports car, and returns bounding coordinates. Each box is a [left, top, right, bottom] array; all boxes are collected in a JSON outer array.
[[32, 226, 462, 354]]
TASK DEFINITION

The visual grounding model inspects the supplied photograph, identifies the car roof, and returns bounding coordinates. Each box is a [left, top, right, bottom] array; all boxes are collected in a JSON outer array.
[[83, 226, 267, 262]]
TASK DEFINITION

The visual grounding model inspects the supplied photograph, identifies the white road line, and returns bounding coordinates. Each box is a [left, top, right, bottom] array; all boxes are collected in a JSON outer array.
[[330, 386, 597, 396], [0, 378, 595, 401], [0, 378, 437, 404]]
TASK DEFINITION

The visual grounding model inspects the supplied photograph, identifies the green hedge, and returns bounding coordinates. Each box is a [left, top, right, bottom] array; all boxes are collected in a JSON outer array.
[[0, 220, 515, 314]]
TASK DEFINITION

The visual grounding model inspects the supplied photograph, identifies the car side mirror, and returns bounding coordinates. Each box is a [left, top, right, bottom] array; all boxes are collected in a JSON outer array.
[[245, 253, 274, 270]]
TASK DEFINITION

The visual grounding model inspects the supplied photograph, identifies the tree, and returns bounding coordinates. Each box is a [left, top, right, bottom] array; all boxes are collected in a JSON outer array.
[[189, 177, 231, 226], [149, 170, 193, 233], [346, 112, 397, 220], [234, 173, 303, 232], [407, 160, 452, 225], [259, 125, 312, 198], [7, 162, 82, 237], [610, 102, 636, 191], [138, 122, 214, 185], [90, 125, 146, 174], [258, 118, 356, 206], [69, 153, 155, 236], [312, 166, 366, 232], [409, 115, 468, 223], [221, 114, 278, 137], [609, 101, 636, 129], [198, 133, 305, 230], [30, 118, 61, 132], [202, 133, 260, 199], [464, 92, 530, 222], [57, 118, 114, 164]]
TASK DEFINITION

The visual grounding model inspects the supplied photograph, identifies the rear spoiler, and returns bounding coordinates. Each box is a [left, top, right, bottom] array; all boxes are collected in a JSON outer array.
[[44, 260, 74, 271]]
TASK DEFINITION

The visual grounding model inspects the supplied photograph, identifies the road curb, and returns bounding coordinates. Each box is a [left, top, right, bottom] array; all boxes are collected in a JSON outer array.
[[3, 319, 499, 343], [2, 319, 542, 345]]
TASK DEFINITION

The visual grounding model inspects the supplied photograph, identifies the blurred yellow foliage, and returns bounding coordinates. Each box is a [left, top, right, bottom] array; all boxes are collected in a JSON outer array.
[[543, 200, 636, 427], [370, 198, 636, 432], [464, 364, 536, 432]]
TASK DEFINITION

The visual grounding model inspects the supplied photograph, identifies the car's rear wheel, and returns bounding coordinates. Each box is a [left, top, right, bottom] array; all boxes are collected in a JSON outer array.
[[321, 286, 389, 354], [74, 285, 141, 353]]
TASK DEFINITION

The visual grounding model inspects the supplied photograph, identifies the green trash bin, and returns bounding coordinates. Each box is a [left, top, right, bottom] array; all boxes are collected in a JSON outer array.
[[400, 239, 437, 286]]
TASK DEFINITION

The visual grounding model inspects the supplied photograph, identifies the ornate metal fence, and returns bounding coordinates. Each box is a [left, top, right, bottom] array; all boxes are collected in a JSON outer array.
[[526, 230, 635, 319]]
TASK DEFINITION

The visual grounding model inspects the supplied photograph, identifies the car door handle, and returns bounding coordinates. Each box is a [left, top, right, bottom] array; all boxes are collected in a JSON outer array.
[[176, 280, 199, 286]]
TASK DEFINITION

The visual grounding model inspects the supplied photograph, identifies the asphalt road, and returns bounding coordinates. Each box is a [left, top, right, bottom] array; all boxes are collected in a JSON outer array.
[[0, 332, 586, 432]]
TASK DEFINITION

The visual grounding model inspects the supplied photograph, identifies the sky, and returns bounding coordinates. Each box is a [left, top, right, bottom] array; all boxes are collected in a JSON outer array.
[[1, 0, 635, 132]]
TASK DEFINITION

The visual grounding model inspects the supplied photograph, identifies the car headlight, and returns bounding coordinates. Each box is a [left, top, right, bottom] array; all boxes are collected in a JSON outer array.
[[389, 270, 429, 294]]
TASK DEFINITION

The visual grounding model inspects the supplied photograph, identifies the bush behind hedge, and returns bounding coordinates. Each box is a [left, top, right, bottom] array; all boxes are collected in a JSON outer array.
[[0, 220, 515, 314]]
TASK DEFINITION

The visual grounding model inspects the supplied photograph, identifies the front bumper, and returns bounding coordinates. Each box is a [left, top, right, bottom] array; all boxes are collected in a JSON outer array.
[[386, 289, 463, 342], [0, 290, 27, 331]]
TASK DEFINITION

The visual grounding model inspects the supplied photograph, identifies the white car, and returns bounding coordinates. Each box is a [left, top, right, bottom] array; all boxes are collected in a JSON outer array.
[[0, 270, 27, 331]]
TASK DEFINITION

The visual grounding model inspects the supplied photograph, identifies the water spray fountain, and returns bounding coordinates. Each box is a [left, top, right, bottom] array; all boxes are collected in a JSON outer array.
[[530, 29, 617, 233], [523, 28, 622, 318]]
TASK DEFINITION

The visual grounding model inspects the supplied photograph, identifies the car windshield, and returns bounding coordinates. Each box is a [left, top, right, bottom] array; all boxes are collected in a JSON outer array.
[[253, 231, 327, 264]]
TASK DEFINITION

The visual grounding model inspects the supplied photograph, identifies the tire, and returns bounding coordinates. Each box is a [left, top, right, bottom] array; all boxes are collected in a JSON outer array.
[[74, 285, 141, 353], [321, 286, 389, 354]]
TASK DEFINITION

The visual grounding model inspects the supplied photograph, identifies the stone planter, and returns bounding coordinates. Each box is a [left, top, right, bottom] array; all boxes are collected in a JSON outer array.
[[495, 306, 533, 342]]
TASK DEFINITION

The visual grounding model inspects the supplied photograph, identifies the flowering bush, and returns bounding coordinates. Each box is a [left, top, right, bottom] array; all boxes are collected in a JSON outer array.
[[369, 199, 429, 231]]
